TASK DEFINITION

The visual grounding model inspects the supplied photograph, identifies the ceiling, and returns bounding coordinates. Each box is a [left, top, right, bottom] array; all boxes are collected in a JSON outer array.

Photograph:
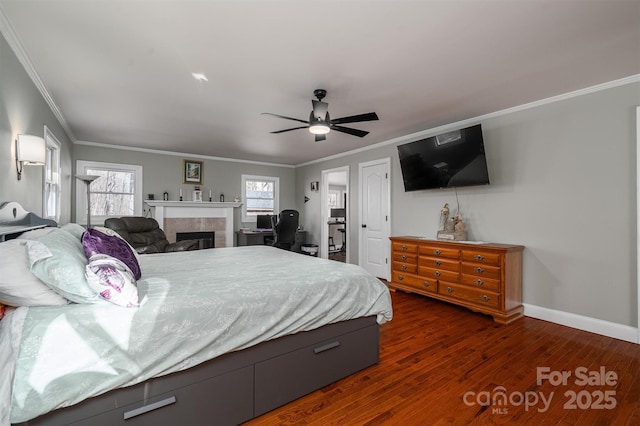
[[1, 1, 638, 166]]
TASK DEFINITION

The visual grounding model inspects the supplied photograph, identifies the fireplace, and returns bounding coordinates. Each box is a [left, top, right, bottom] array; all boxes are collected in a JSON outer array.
[[176, 231, 215, 249]]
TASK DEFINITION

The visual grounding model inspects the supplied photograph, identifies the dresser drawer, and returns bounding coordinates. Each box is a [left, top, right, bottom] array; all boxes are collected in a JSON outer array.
[[461, 250, 501, 266], [392, 252, 417, 263], [438, 283, 500, 310], [462, 262, 501, 280], [461, 274, 501, 293], [419, 256, 459, 272], [418, 266, 459, 282], [392, 242, 418, 254], [418, 245, 460, 259], [393, 261, 417, 274], [392, 272, 437, 293]]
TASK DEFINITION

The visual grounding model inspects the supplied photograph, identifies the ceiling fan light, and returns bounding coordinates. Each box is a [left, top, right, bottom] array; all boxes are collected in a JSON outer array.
[[309, 123, 330, 135]]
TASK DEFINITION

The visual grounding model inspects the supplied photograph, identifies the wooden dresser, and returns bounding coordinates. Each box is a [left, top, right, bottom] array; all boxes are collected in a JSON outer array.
[[389, 236, 524, 324]]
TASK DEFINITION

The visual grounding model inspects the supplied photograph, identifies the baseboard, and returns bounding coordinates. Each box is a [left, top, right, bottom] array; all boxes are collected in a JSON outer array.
[[523, 304, 639, 344]]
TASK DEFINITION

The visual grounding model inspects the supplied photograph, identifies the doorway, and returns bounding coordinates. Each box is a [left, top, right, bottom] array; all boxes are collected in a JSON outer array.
[[358, 158, 391, 280], [320, 166, 349, 263]]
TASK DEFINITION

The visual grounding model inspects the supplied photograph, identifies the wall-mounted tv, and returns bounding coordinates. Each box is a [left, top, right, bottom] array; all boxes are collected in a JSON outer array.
[[397, 124, 490, 191]]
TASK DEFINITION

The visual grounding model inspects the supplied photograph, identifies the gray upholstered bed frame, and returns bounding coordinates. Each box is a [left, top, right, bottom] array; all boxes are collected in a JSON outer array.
[[15, 316, 379, 425]]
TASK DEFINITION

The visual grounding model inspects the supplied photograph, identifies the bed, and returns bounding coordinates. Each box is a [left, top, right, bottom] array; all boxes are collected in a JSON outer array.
[[0, 204, 393, 426]]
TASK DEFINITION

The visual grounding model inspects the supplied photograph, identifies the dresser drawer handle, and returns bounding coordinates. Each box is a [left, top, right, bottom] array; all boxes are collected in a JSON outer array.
[[398, 275, 404, 281], [475, 279, 484, 286], [401, 255, 407, 261], [401, 264, 407, 271], [124, 396, 177, 420], [401, 245, 408, 251], [434, 271, 441, 277], [475, 267, 485, 274], [434, 260, 441, 266], [434, 249, 442, 255], [480, 295, 491, 302], [423, 281, 430, 288], [446, 287, 454, 293], [475, 255, 485, 261]]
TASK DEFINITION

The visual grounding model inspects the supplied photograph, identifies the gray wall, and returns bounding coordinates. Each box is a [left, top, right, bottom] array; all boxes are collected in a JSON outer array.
[[297, 81, 638, 327], [72, 144, 296, 229], [0, 31, 73, 222]]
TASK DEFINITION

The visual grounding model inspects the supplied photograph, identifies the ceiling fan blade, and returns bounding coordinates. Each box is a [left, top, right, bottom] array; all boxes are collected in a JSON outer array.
[[312, 100, 329, 120], [330, 112, 379, 125], [331, 125, 369, 138], [315, 134, 327, 142], [261, 112, 309, 125], [270, 126, 309, 134]]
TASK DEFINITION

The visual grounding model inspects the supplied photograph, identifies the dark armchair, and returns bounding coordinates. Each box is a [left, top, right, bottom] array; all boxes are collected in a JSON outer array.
[[104, 217, 198, 254], [270, 210, 299, 251]]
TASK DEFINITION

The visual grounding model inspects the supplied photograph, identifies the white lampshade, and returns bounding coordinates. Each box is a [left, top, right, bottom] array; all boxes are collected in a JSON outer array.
[[16, 134, 46, 164]]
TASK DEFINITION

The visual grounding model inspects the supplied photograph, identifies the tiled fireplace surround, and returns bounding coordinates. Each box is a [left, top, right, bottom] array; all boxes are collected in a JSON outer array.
[[144, 201, 242, 248]]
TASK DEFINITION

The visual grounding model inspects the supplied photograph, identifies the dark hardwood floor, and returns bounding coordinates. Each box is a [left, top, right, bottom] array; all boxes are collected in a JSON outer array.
[[246, 289, 639, 425]]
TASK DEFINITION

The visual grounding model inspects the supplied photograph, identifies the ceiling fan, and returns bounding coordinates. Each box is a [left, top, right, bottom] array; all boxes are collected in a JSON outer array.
[[262, 89, 379, 142]]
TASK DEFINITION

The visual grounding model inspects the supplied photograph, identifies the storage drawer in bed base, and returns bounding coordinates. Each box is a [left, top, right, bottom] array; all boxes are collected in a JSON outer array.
[[14, 316, 379, 426]]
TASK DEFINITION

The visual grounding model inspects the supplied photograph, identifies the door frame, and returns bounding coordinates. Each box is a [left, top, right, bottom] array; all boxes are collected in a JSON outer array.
[[358, 157, 391, 280], [320, 165, 350, 261]]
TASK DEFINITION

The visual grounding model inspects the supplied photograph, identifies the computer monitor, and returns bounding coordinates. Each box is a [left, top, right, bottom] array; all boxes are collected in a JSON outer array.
[[330, 208, 346, 218], [256, 214, 273, 230]]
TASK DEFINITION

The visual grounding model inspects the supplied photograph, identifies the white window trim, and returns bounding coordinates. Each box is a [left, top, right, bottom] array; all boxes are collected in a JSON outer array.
[[76, 160, 143, 226], [43, 126, 61, 222], [241, 174, 279, 222]]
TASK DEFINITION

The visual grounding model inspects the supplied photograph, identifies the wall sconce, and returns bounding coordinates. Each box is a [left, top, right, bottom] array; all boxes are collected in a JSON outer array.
[[15, 134, 46, 180]]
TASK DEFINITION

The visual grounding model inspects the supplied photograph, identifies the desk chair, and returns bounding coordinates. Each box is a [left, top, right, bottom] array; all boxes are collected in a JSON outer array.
[[271, 209, 299, 251]]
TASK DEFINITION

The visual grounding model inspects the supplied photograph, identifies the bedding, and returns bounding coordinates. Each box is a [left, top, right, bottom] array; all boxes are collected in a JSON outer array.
[[0, 245, 392, 425]]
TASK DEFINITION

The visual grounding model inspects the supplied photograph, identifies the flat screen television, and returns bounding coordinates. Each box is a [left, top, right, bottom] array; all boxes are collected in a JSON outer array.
[[397, 124, 490, 191]]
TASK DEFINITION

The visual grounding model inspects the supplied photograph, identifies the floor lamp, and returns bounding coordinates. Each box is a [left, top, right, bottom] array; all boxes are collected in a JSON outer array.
[[75, 174, 100, 228]]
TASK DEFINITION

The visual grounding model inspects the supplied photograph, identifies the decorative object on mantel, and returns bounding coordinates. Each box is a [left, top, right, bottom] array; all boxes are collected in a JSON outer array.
[[209, 190, 213, 202], [220, 193, 224, 202], [234, 196, 240, 203], [76, 174, 100, 228], [183, 159, 203, 185], [179, 188, 183, 201], [193, 185, 203, 202], [163, 191, 169, 201]]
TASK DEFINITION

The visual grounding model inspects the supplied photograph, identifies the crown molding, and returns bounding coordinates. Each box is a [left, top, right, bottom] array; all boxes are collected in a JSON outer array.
[[296, 74, 640, 167], [0, 5, 76, 142], [74, 140, 295, 168]]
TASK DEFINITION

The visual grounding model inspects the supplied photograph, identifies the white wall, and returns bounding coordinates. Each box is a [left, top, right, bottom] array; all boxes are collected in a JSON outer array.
[[297, 80, 639, 328]]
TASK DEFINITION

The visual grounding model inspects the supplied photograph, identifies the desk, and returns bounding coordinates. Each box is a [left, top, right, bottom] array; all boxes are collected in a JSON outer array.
[[236, 230, 307, 251]]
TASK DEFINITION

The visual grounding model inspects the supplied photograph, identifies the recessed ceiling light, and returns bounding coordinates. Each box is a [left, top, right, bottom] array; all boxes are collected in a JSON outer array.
[[192, 72, 208, 82]]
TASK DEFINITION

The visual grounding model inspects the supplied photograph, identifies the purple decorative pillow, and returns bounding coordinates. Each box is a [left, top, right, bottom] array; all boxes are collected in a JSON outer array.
[[82, 228, 141, 280]]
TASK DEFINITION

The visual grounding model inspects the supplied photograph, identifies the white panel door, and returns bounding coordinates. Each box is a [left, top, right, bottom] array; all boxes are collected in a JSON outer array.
[[359, 159, 390, 279]]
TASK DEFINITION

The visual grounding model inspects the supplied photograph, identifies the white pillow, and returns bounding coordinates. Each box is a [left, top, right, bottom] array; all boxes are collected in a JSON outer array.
[[0, 240, 68, 306], [85, 254, 140, 307]]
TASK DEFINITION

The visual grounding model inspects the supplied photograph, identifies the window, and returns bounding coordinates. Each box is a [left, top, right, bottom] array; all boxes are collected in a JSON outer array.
[[43, 126, 61, 222], [76, 160, 143, 225], [242, 174, 279, 222]]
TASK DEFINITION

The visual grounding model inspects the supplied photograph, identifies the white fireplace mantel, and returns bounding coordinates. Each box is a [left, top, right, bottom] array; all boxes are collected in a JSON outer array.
[[145, 200, 242, 247]]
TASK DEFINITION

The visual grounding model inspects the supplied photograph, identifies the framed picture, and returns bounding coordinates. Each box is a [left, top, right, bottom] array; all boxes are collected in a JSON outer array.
[[183, 160, 203, 184]]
